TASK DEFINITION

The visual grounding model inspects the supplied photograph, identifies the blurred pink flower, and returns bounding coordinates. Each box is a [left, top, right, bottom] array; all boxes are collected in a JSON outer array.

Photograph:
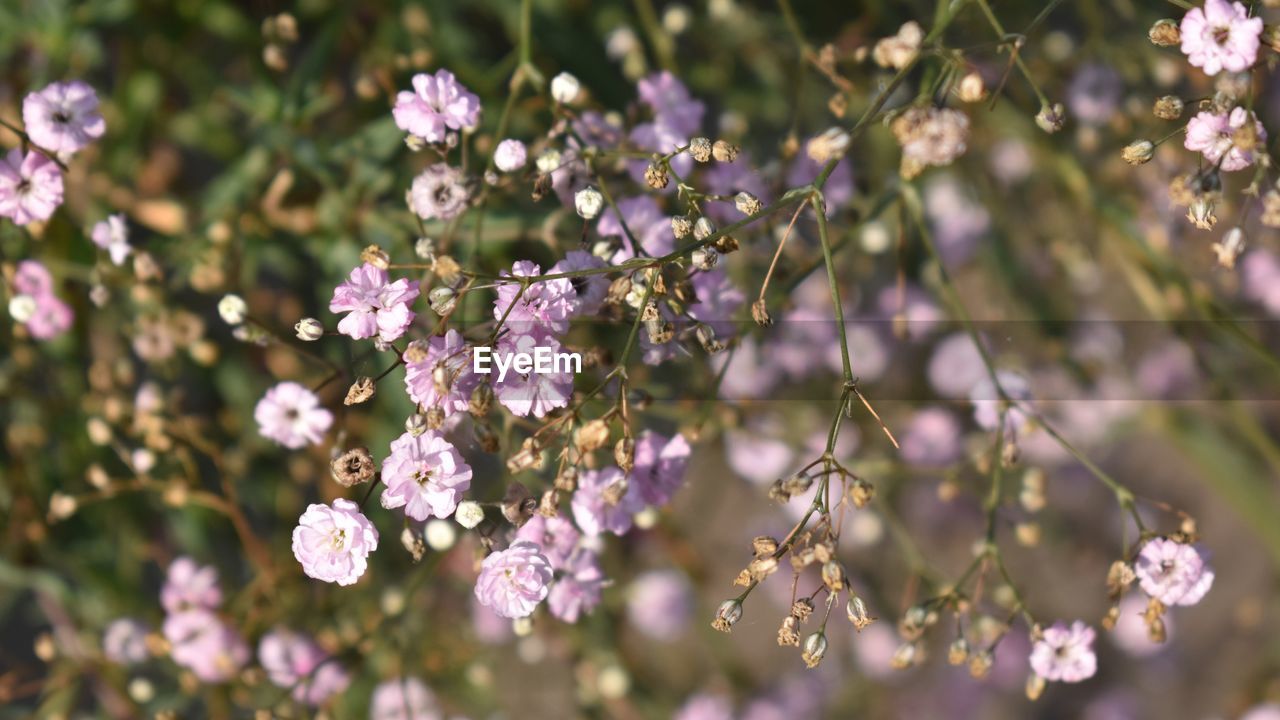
[[637, 71, 704, 136], [0, 149, 63, 225], [473, 540, 554, 619], [392, 69, 480, 142], [370, 677, 442, 720], [23, 291, 74, 340], [258, 629, 350, 706], [969, 370, 1032, 433], [1135, 538, 1215, 606], [493, 138, 527, 172], [403, 329, 477, 417], [102, 618, 149, 665], [22, 81, 105, 154], [1029, 620, 1097, 683], [626, 569, 693, 641], [329, 263, 419, 342], [571, 466, 643, 536], [90, 214, 131, 265], [598, 195, 674, 262], [1184, 108, 1265, 172], [380, 430, 472, 521], [547, 548, 605, 622], [1242, 249, 1280, 316], [515, 513, 581, 569], [674, 692, 734, 720], [291, 498, 379, 586], [1111, 594, 1174, 657], [1180, 0, 1262, 76], [162, 608, 249, 683], [631, 431, 691, 507], [161, 556, 223, 612], [408, 163, 469, 221], [688, 269, 745, 341], [900, 407, 962, 466], [254, 381, 333, 449]]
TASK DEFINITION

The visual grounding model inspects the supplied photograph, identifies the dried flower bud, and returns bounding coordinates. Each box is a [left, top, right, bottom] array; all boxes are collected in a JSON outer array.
[[957, 71, 986, 103], [1035, 103, 1067, 134], [456, 500, 485, 529], [424, 406, 445, 430], [1187, 196, 1218, 230], [891, 642, 917, 669], [670, 215, 694, 240], [693, 216, 716, 241], [801, 632, 828, 668], [414, 237, 436, 261], [711, 140, 739, 162], [361, 244, 390, 270], [614, 436, 636, 472], [575, 187, 604, 220], [49, 492, 77, 521], [506, 437, 544, 473], [712, 599, 743, 632], [691, 246, 719, 270], [1148, 18, 1181, 46], [778, 615, 801, 646], [849, 478, 876, 508], [331, 447, 375, 487], [821, 560, 846, 592], [968, 649, 994, 679], [467, 383, 493, 417], [752, 535, 779, 557], [948, 637, 970, 665], [792, 598, 815, 623], [713, 234, 739, 254], [689, 137, 713, 162], [1106, 560, 1136, 599], [550, 71, 581, 104], [538, 489, 560, 518], [217, 294, 248, 325], [1025, 673, 1046, 701], [806, 127, 851, 163], [500, 483, 536, 527], [295, 317, 323, 341], [577, 418, 612, 453], [1122, 140, 1155, 165], [1153, 95, 1184, 120], [734, 191, 763, 216], [751, 298, 773, 327], [846, 596, 874, 630], [400, 526, 426, 562], [428, 286, 456, 316], [644, 162, 669, 189], [1020, 469, 1046, 512], [344, 376, 376, 405]]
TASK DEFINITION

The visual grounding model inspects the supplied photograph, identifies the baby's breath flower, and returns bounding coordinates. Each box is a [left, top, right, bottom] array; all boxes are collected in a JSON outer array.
[[712, 599, 743, 632], [455, 500, 485, 529], [957, 72, 986, 103], [550, 72, 581, 104], [689, 136, 713, 162], [8, 295, 36, 323], [535, 149, 562, 174], [1154, 95, 1185, 120], [711, 140, 739, 162], [575, 187, 604, 219], [1122, 140, 1155, 165], [217, 294, 247, 325], [873, 21, 923, 69], [1035, 103, 1067, 134], [734, 191, 762, 216], [294, 317, 323, 341], [801, 632, 828, 668]]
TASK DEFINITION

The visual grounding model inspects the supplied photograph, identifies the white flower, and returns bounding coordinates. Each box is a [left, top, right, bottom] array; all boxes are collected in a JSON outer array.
[[575, 187, 604, 220], [493, 138, 528, 172], [9, 294, 37, 323], [551, 72, 581, 104], [218, 294, 248, 325], [456, 500, 485, 529]]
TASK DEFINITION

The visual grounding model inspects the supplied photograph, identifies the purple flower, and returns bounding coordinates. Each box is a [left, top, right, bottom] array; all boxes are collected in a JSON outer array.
[[291, 498, 379, 586], [550, 250, 610, 316], [631, 431, 691, 507], [1066, 64, 1123, 126], [900, 407, 962, 466], [162, 608, 249, 683], [161, 556, 223, 612], [637, 71, 705, 136], [370, 677, 441, 720], [1185, 108, 1266, 172], [258, 629, 350, 706], [329, 263, 419, 342], [675, 693, 734, 720], [514, 512, 582, 569], [473, 540, 554, 619], [1242, 249, 1280, 316], [103, 618, 149, 665], [392, 69, 480, 142], [969, 370, 1032, 433], [547, 548, 606, 622], [380, 430, 472, 521], [90, 214, 131, 265], [924, 176, 989, 265], [492, 333, 574, 418], [1180, 0, 1262, 76], [571, 466, 643, 536], [928, 332, 989, 398], [626, 569, 693, 641], [599, 196, 675, 262], [403, 329, 477, 416], [725, 427, 795, 485], [0, 149, 64, 225], [494, 139, 527, 172], [1134, 538, 1215, 606], [1029, 620, 1097, 683], [408, 163, 469, 221], [22, 81, 106, 154], [492, 260, 576, 336], [688, 269, 745, 341], [254, 381, 333, 449], [877, 284, 943, 341]]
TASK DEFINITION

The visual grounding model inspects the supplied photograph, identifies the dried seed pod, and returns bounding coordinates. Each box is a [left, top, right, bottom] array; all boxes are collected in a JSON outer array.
[[344, 377, 376, 405], [712, 140, 739, 162], [361, 244, 390, 269], [614, 436, 636, 472], [689, 137, 713, 162], [331, 447, 375, 487]]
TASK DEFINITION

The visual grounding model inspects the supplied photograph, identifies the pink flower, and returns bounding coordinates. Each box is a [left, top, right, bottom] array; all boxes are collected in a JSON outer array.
[[392, 69, 480, 142], [22, 292, 74, 340], [291, 498, 379, 586], [626, 570, 693, 641], [1184, 108, 1265, 172], [1180, 0, 1262, 76], [1029, 620, 1097, 683], [473, 540, 554, 619], [492, 333, 574, 418], [1134, 538, 1215, 606], [162, 608, 249, 683], [408, 163, 469, 221], [550, 250, 609, 316], [22, 81, 106, 154], [370, 677, 441, 720], [1111, 594, 1174, 657], [688, 269, 745, 342], [380, 430, 472, 521], [258, 629, 350, 706], [329, 263, 419, 342], [631, 431, 691, 507], [970, 370, 1032, 433], [161, 556, 223, 612], [675, 693, 734, 720], [547, 548, 605, 622], [254, 381, 333, 449], [900, 407, 962, 466], [492, 260, 576, 337], [91, 214, 131, 265], [514, 512, 582, 569], [493, 139, 527, 172], [0, 149, 64, 225], [103, 619, 149, 665], [571, 466, 643, 536], [403, 329, 477, 416], [13, 259, 53, 296]]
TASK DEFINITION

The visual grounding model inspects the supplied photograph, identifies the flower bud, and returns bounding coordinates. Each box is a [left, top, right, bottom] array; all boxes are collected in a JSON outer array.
[[1026, 673, 1046, 701], [689, 137, 713, 162], [217, 294, 247, 325], [614, 436, 636, 472], [712, 140, 739, 162], [344, 376, 375, 405], [958, 71, 986, 103], [550, 72, 581, 104], [414, 236, 436, 260], [361, 244, 390, 270], [751, 298, 773, 327], [1213, 227, 1246, 269], [1153, 95, 1184, 120], [691, 246, 719, 270], [575, 187, 604, 220], [1187, 196, 1218, 230], [693, 216, 715, 241], [49, 492, 78, 521], [8, 295, 36, 323], [644, 162, 669, 189], [428, 286, 457, 315], [801, 632, 828, 668], [671, 215, 693, 239], [734, 191, 762, 216], [405, 413, 428, 436], [712, 599, 743, 632], [456, 500, 485, 529], [1148, 18, 1180, 46], [1035, 103, 1066, 134], [331, 447, 375, 487], [295, 317, 323, 341], [846, 595, 874, 630], [778, 615, 801, 646], [948, 637, 970, 665], [1121, 140, 1155, 165]]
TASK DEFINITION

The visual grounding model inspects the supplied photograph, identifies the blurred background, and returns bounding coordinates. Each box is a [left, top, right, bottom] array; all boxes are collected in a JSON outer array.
[[3, 0, 1280, 717]]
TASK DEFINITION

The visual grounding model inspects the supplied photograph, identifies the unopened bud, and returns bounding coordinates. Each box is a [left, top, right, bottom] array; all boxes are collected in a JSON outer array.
[[1122, 140, 1155, 165], [1035, 103, 1066, 134], [712, 599, 743, 632], [734, 191, 762, 216], [689, 137, 713, 162], [712, 140, 739, 162], [217, 294, 247, 325], [295, 317, 323, 341], [428, 286, 456, 315], [801, 632, 828, 668], [1148, 18, 1181, 47]]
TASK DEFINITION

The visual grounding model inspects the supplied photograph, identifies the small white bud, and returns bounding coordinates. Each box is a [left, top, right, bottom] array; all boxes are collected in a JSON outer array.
[[693, 216, 715, 241], [535, 149, 562, 174], [8, 294, 36, 323], [575, 187, 604, 220], [550, 72, 581, 104], [217, 294, 248, 325], [456, 500, 485, 529], [294, 317, 324, 341], [424, 519, 457, 551]]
